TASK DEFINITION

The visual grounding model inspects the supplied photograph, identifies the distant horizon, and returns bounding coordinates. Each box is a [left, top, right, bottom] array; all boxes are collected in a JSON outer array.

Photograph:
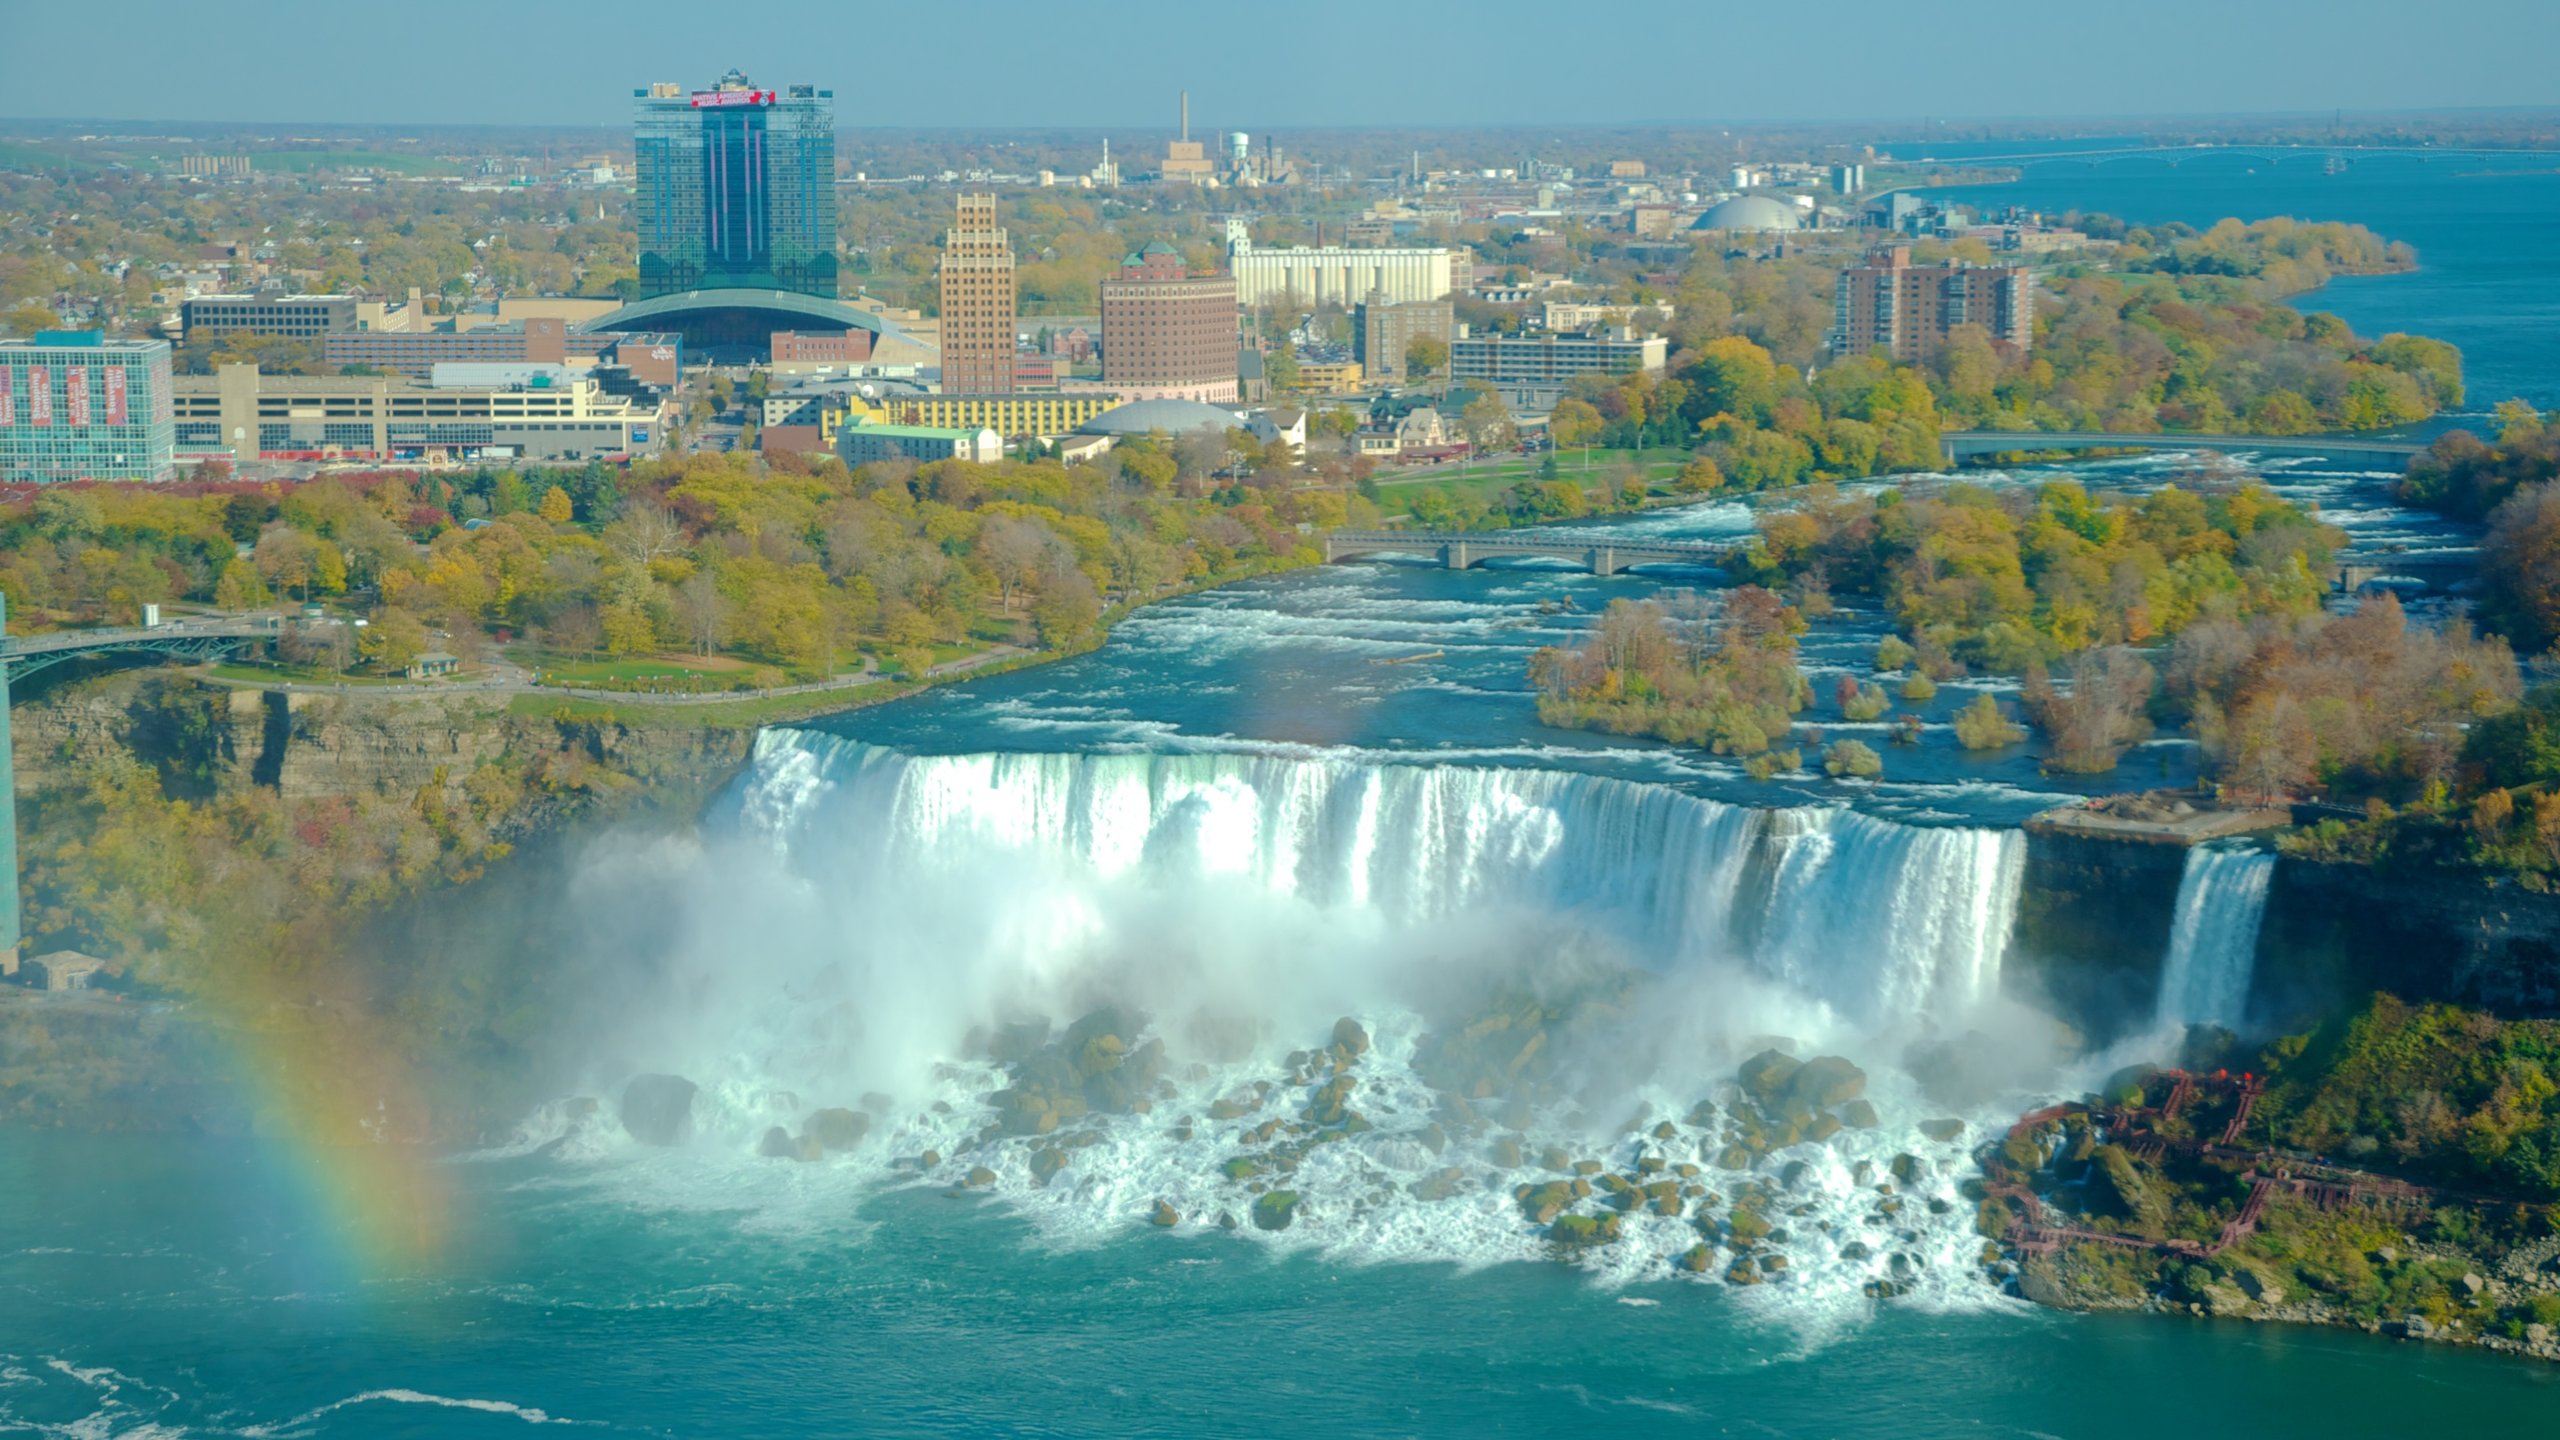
[[4, 107, 2556, 142], [1, 0, 2553, 129]]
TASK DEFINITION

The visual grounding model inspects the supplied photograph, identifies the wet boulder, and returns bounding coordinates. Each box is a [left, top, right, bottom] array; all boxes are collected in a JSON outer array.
[[1737, 1049, 1803, 1105], [1149, 1200, 1181, 1227], [803, 1107, 870, 1152], [1029, 1147, 1069, 1187], [1547, 1213, 1623, 1247], [1787, 1056, 1868, 1109], [1918, 1118, 1967, 1143], [1252, 1191, 1301, 1232], [1332, 1016, 1372, 1058], [1840, 1100, 1881, 1130], [619, 1074, 698, 1147]]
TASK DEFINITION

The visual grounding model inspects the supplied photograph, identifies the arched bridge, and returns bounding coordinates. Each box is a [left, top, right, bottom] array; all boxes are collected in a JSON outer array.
[[1, 614, 282, 683], [1941, 431, 2426, 468], [2335, 550, 2477, 592], [1324, 530, 1733, 576]]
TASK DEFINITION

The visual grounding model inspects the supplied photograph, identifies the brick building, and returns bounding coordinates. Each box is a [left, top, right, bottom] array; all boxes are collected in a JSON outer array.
[[937, 193, 1017, 394], [1099, 243, 1238, 404], [1828, 246, 2034, 362]]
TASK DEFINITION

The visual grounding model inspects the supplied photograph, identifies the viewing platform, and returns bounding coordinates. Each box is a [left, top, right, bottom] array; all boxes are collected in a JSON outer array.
[[2023, 791, 2291, 846]]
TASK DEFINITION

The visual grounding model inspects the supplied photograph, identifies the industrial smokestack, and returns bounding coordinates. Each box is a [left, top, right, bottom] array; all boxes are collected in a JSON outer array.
[[1181, 91, 1190, 143]]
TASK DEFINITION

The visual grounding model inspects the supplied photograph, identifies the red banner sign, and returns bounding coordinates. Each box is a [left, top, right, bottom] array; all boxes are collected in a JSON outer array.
[[65, 366, 90, 427], [27, 366, 50, 426], [689, 89, 773, 108], [103, 365, 126, 424]]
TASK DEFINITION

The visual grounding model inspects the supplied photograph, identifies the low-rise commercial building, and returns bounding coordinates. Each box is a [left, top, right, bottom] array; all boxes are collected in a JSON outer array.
[[323, 322, 683, 386], [173, 364, 660, 464], [838, 422, 1002, 467], [884, 392, 1118, 437], [1289, 360, 1364, 394], [1355, 291, 1455, 384], [771, 330, 876, 365], [0, 333, 178, 483], [180, 293, 356, 341], [1447, 327, 1667, 410]]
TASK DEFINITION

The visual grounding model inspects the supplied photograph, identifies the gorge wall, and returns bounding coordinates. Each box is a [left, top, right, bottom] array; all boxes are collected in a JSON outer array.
[[9, 672, 751, 811]]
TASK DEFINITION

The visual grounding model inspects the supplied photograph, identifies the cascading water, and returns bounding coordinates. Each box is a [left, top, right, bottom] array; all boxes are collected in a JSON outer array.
[[2154, 846, 2276, 1031], [734, 729, 2025, 1016], [527, 728, 2050, 1322]]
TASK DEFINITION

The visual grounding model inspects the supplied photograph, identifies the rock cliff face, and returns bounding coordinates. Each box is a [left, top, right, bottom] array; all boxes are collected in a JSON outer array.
[[11, 674, 751, 810], [2257, 859, 2560, 1022], [2010, 832, 2189, 1042], [2011, 825, 2560, 1036]]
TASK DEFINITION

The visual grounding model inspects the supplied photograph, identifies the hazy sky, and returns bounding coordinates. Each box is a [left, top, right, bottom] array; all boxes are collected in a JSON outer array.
[[3, 0, 2553, 129]]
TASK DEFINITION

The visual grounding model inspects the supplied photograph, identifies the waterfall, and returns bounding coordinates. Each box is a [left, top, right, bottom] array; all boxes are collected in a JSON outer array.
[[735, 729, 2026, 1027], [2154, 846, 2276, 1031]]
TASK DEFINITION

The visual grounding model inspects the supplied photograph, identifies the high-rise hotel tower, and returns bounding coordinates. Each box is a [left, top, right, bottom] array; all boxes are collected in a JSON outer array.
[[633, 71, 837, 298], [937, 194, 1018, 394]]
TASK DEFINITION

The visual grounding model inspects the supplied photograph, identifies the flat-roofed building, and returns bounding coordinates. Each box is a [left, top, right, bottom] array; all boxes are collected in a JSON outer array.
[[884, 392, 1118, 438], [1829, 245, 2033, 361], [1448, 327, 1666, 410], [838, 421, 1002, 467], [770, 330, 875, 365], [180, 293, 356, 341], [0, 332, 178, 483], [1354, 290, 1454, 384], [172, 364, 661, 464], [1228, 224, 1458, 308]]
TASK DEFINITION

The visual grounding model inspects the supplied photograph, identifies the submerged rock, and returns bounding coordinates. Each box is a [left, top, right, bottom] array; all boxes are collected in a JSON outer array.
[[803, 1107, 870, 1151], [619, 1074, 698, 1147], [1252, 1191, 1301, 1232], [757, 1126, 800, 1160], [1918, 1118, 1967, 1143]]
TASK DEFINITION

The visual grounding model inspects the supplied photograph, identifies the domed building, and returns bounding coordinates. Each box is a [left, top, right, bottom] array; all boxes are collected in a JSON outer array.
[[1075, 397, 1249, 438], [1690, 196, 1806, 233]]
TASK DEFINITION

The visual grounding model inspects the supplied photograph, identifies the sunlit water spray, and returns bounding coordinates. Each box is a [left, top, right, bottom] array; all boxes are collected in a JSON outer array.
[[511, 731, 2073, 1331]]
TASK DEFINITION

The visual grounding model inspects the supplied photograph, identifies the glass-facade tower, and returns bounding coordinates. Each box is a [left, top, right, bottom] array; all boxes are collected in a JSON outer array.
[[0, 333, 177, 483], [633, 71, 837, 299]]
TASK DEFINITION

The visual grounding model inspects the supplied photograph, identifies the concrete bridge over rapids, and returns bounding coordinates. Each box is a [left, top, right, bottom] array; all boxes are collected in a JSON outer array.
[[0, 600, 283, 968], [1322, 530, 1733, 576], [1940, 431, 2427, 468]]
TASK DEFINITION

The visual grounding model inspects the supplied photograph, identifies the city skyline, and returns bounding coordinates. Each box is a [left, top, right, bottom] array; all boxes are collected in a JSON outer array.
[[2, 0, 2554, 129]]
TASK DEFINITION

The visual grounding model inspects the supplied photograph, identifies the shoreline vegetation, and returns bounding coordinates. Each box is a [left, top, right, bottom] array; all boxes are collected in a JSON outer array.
[[1982, 998, 2560, 1363]]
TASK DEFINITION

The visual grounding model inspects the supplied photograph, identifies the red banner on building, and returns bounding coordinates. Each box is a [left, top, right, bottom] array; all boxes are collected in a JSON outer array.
[[65, 366, 90, 427], [103, 365, 127, 424], [0, 368, 14, 428], [689, 89, 773, 107], [27, 366, 51, 426]]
